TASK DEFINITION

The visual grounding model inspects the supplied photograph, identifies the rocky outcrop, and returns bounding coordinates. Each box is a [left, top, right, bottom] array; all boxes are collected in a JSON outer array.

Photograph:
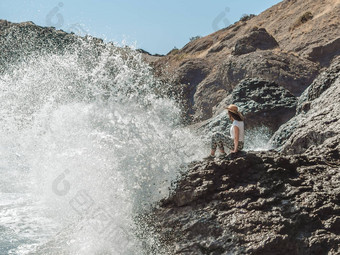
[[218, 51, 319, 97], [224, 78, 297, 131], [175, 59, 212, 115], [232, 27, 279, 56], [196, 78, 297, 134], [270, 56, 340, 154], [307, 37, 340, 67], [172, 50, 318, 122], [148, 67, 340, 252], [298, 56, 340, 110], [154, 36, 319, 123], [0, 20, 79, 72], [148, 56, 340, 255], [0, 19, 123, 74], [148, 149, 340, 254], [181, 38, 214, 54]]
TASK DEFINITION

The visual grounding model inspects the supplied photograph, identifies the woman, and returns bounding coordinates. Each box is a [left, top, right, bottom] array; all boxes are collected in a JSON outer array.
[[205, 104, 244, 159]]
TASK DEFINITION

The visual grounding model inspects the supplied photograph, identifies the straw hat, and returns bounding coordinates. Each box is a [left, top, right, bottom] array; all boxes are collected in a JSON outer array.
[[226, 104, 244, 121]]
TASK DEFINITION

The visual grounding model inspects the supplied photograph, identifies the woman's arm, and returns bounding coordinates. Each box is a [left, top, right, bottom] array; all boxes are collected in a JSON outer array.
[[232, 126, 239, 153]]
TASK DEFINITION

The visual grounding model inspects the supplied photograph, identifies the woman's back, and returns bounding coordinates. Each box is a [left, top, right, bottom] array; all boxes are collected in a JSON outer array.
[[230, 120, 244, 141]]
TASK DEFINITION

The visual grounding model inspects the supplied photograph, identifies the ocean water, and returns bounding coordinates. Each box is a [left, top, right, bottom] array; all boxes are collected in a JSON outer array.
[[0, 36, 206, 254]]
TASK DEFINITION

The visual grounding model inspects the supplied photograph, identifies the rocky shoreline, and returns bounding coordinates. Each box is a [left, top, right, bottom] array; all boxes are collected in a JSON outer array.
[[149, 148, 339, 254], [147, 5, 340, 251], [148, 53, 340, 254], [1, 0, 339, 253]]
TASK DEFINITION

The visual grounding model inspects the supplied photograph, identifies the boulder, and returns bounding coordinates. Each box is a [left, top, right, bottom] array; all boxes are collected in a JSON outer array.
[[298, 56, 340, 113], [181, 38, 214, 54], [219, 50, 319, 97], [307, 37, 340, 67], [232, 27, 279, 55]]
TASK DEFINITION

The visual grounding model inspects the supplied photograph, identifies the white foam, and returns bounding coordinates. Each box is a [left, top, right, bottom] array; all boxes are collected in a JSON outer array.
[[0, 38, 205, 254]]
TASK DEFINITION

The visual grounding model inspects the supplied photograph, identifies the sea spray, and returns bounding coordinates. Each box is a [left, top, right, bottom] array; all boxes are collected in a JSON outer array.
[[0, 32, 206, 254], [194, 111, 274, 151]]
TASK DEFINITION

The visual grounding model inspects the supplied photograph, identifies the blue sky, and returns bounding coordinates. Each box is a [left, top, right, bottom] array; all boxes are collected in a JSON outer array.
[[0, 0, 282, 54]]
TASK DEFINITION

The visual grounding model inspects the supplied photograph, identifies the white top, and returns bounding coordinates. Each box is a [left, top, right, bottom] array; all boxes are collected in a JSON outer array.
[[230, 120, 244, 141]]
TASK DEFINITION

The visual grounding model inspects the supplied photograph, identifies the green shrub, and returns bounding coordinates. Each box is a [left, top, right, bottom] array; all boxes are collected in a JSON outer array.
[[240, 14, 256, 22], [189, 35, 201, 41], [167, 47, 179, 55]]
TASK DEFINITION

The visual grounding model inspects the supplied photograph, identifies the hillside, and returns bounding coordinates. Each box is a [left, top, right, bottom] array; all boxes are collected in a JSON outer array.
[[149, 0, 340, 123]]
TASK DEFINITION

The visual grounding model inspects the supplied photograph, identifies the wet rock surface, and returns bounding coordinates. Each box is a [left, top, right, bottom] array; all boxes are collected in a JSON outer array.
[[149, 150, 340, 254], [0, 19, 126, 75], [0, 20, 79, 72]]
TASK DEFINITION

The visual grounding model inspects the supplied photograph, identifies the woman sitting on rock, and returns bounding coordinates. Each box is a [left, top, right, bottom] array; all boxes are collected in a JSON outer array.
[[205, 104, 244, 159]]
